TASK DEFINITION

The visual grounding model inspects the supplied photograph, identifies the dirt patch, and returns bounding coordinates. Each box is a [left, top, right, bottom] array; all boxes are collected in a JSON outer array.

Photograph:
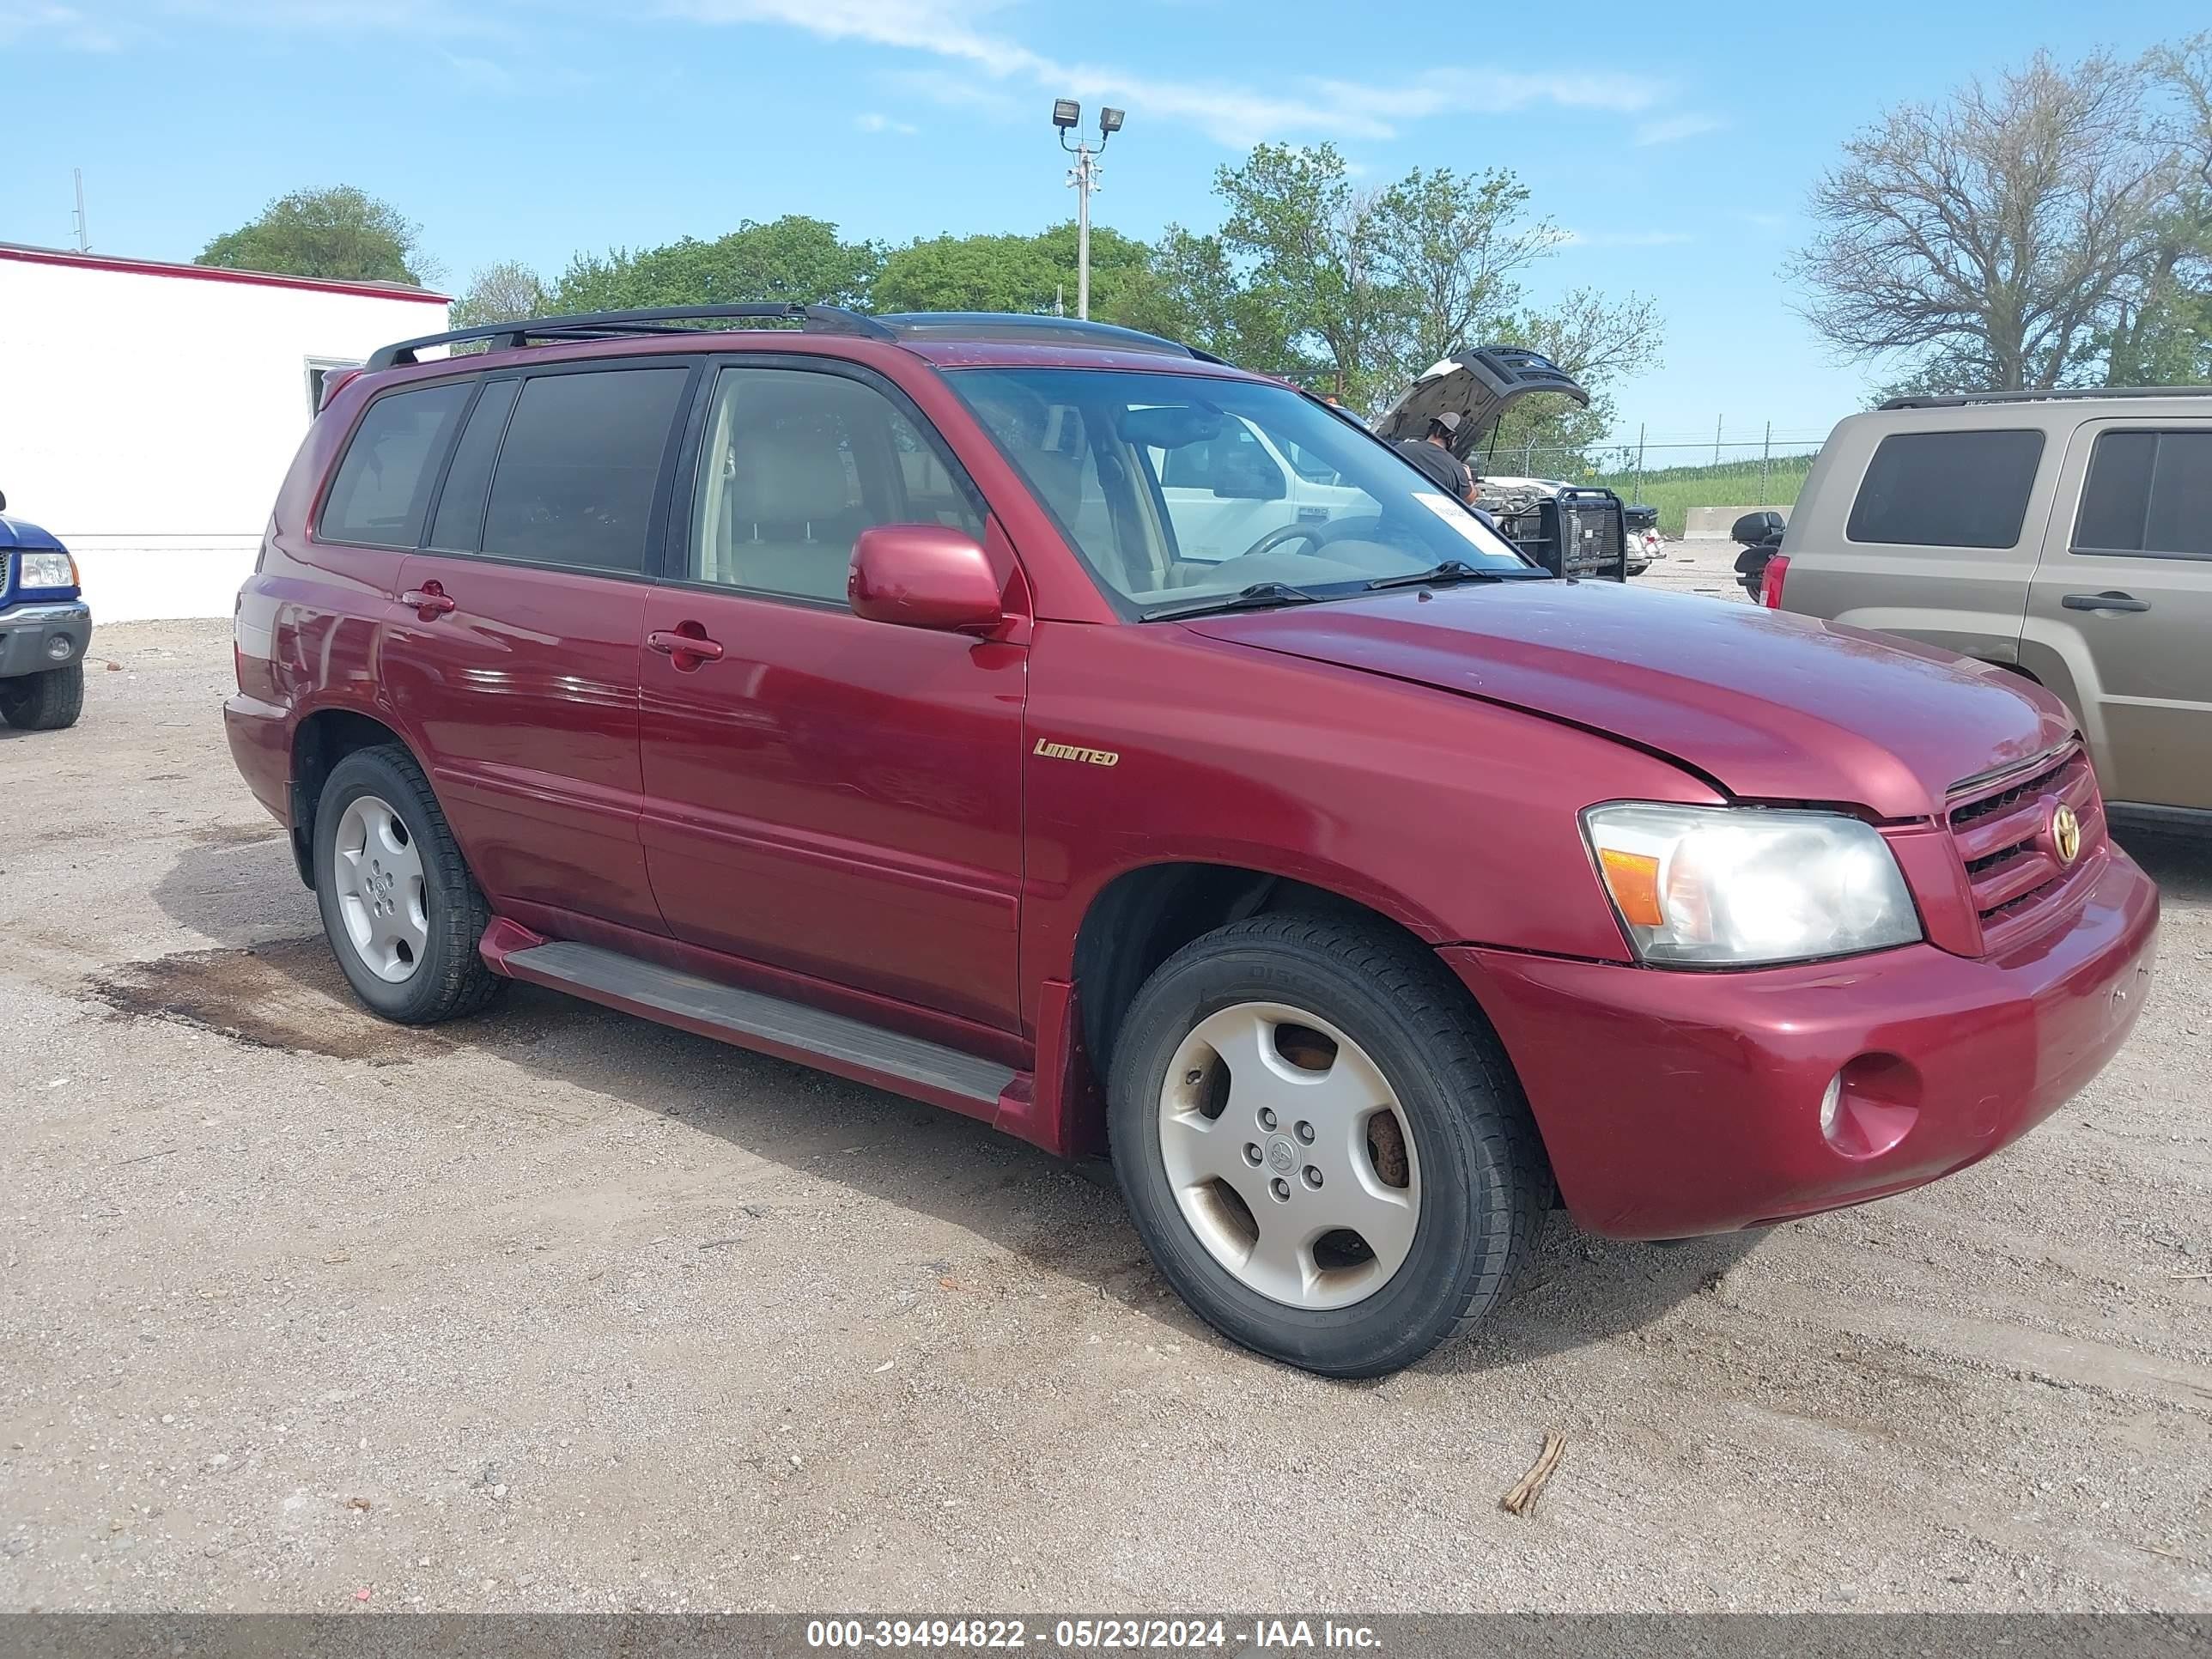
[[85, 937, 442, 1063]]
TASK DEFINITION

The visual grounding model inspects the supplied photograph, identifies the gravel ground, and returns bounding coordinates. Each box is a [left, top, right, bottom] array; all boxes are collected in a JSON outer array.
[[1, 605, 2208, 1615]]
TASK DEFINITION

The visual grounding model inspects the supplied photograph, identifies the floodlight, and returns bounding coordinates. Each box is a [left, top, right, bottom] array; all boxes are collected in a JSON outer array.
[[1052, 99, 1080, 129], [1099, 106, 1125, 134]]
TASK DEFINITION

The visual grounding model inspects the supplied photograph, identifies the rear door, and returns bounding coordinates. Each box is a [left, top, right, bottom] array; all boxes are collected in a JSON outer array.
[[384, 358, 697, 933], [636, 358, 1027, 1030], [2022, 421, 2212, 811]]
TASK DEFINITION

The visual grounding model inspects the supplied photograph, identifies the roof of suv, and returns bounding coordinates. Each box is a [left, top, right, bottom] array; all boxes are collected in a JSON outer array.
[[363, 304, 1236, 374]]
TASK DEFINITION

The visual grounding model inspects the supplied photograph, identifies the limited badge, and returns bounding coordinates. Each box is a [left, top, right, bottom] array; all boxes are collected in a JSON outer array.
[[2051, 802, 2081, 866]]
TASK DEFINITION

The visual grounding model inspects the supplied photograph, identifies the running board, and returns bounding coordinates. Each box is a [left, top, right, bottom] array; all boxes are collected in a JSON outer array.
[[500, 939, 1017, 1113]]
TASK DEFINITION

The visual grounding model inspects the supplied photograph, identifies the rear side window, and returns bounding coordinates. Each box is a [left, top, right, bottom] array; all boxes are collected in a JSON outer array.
[[319, 382, 471, 546], [1845, 429, 2045, 549], [482, 367, 690, 574], [427, 378, 522, 552], [2074, 429, 2212, 559]]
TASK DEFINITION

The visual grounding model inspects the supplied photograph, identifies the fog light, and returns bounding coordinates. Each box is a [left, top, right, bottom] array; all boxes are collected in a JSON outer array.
[[46, 634, 72, 661], [1818, 1054, 1921, 1159]]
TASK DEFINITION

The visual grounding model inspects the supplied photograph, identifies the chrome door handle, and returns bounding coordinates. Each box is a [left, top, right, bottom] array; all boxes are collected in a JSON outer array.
[[647, 629, 725, 665], [2062, 592, 2150, 613], [400, 585, 456, 617]]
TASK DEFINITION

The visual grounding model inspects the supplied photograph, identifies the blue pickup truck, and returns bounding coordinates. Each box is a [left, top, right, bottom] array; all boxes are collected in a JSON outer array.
[[0, 490, 90, 731]]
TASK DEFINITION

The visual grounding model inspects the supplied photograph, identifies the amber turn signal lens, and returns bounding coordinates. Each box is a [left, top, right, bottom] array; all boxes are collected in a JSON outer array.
[[1597, 848, 1665, 928]]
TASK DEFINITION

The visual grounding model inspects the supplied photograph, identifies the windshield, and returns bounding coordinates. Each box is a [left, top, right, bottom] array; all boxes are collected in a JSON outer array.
[[946, 368, 1534, 616]]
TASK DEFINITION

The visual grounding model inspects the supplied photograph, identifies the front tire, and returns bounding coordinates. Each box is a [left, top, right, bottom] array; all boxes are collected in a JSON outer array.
[[313, 744, 504, 1024], [1107, 913, 1551, 1377], [0, 664, 84, 730]]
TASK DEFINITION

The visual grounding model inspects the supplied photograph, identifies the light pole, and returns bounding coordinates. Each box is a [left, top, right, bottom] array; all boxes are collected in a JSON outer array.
[[1053, 100, 1122, 320]]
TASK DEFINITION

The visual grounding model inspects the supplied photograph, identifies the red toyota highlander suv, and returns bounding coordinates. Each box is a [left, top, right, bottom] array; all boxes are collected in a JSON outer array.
[[226, 304, 2159, 1376]]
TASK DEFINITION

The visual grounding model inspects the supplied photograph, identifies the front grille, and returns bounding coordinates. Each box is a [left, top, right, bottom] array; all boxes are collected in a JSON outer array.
[[1946, 743, 2105, 953]]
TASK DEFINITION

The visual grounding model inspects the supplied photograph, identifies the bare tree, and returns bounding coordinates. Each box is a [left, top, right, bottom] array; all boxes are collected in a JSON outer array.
[[1793, 50, 2174, 392]]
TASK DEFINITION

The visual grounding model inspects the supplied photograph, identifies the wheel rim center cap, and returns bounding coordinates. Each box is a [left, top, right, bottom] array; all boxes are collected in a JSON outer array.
[[1265, 1137, 1298, 1175]]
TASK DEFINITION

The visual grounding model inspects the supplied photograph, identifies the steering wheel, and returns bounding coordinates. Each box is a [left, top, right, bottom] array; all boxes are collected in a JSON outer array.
[[1235, 522, 1326, 562]]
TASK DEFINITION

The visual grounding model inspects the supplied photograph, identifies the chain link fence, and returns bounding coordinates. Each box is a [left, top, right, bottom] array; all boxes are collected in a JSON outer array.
[[1468, 424, 1835, 538]]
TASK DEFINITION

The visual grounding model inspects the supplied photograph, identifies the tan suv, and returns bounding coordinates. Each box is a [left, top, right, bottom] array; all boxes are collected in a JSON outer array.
[[1769, 389, 2212, 829]]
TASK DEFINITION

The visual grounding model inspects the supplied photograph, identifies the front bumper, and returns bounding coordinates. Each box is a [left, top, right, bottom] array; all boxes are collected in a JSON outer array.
[[0, 602, 91, 678], [1445, 848, 2159, 1239]]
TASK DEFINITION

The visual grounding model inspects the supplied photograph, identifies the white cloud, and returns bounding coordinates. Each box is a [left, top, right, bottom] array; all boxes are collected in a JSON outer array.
[[0, 3, 126, 49], [1632, 112, 1725, 147], [1559, 228, 1694, 248], [1735, 210, 1788, 230], [854, 111, 920, 135], [661, 0, 1674, 146], [51, 0, 1681, 149]]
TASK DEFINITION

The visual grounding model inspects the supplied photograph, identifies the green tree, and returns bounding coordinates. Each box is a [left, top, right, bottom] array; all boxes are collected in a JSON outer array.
[[1372, 167, 1566, 372], [2104, 32, 2212, 385], [1115, 226, 1306, 379], [551, 216, 883, 313], [452, 260, 548, 328], [873, 222, 1152, 317], [1212, 143, 1407, 406], [198, 185, 434, 286]]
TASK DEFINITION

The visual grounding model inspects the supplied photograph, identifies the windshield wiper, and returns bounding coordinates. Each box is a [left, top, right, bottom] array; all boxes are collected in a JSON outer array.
[[1143, 581, 1325, 622], [1364, 559, 1534, 592]]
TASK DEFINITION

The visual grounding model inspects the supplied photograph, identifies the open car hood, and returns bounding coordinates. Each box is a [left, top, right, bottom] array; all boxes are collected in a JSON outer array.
[[1370, 347, 1589, 459]]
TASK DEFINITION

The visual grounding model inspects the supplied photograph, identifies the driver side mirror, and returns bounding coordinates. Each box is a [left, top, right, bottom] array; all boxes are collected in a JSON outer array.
[[848, 524, 1006, 635]]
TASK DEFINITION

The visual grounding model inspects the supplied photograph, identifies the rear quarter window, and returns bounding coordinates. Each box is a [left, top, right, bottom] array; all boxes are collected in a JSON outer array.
[[319, 381, 472, 547], [2073, 428, 2212, 559], [1844, 428, 2045, 549]]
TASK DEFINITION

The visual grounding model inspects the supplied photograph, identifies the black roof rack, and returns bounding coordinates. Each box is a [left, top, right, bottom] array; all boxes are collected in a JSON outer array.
[[365, 303, 896, 369], [1880, 385, 2212, 410], [873, 312, 1224, 362], [365, 303, 1231, 373]]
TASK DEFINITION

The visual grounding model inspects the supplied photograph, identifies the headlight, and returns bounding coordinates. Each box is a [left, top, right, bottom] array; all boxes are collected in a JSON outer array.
[[1583, 803, 1921, 967], [15, 551, 76, 590]]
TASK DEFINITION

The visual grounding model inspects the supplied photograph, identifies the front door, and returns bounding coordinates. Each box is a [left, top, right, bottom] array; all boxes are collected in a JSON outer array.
[[384, 360, 696, 933], [2024, 421, 2212, 811], [637, 361, 1027, 1030]]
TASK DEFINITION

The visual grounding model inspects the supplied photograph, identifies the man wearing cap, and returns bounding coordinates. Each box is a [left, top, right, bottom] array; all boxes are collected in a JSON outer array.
[[1395, 414, 1476, 505]]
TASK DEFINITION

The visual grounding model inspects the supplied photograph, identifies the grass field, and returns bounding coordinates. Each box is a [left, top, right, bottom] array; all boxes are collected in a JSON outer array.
[[1588, 455, 1818, 538]]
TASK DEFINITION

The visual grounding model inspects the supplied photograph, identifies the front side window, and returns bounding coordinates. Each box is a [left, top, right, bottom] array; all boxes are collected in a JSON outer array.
[[2073, 428, 2212, 559], [319, 381, 471, 547], [687, 366, 984, 603], [1845, 428, 2045, 549], [481, 366, 691, 574], [946, 367, 1528, 615]]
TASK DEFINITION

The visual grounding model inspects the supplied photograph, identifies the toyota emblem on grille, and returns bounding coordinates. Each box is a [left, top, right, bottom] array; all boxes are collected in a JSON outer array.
[[2051, 803, 2081, 866]]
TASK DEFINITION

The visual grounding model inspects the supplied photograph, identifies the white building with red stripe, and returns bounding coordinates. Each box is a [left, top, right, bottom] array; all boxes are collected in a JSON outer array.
[[0, 244, 448, 621]]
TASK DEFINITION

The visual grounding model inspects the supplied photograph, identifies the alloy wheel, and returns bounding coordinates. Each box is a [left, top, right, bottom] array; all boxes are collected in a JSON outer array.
[[1157, 1001, 1422, 1310]]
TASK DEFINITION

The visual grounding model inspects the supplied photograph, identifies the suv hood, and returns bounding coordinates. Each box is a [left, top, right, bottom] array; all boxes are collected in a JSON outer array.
[[0, 514, 65, 553], [1183, 581, 2072, 819], [1370, 348, 1589, 459]]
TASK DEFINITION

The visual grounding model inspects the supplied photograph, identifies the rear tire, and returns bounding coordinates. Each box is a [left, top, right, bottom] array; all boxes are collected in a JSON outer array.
[[313, 744, 505, 1024], [1107, 912, 1551, 1377], [0, 664, 84, 730]]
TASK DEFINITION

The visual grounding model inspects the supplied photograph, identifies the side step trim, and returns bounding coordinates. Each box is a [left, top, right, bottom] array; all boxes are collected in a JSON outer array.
[[503, 940, 1016, 1109]]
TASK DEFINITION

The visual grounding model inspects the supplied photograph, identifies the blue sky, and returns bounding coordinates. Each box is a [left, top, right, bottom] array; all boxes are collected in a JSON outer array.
[[0, 0, 2193, 449]]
